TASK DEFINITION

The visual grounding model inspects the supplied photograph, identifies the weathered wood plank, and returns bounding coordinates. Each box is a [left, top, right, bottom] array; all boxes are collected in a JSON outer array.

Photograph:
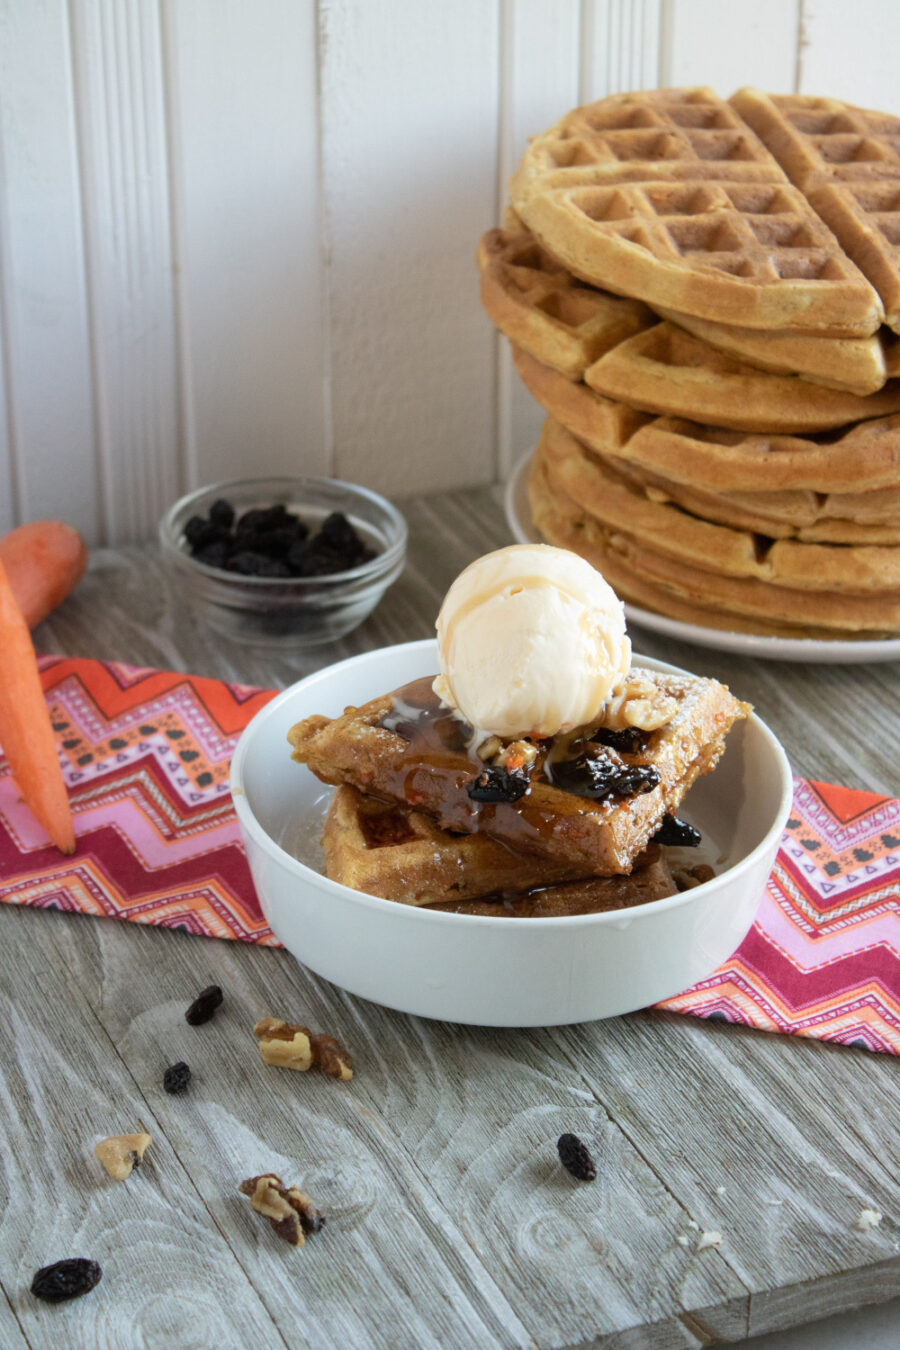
[[0, 907, 288, 1350], [36, 904, 747, 1350], [16, 484, 900, 1348], [554, 1010, 900, 1325]]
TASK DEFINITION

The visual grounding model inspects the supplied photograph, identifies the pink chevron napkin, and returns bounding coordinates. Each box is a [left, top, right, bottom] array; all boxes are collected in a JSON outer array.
[[1, 656, 899, 1051]]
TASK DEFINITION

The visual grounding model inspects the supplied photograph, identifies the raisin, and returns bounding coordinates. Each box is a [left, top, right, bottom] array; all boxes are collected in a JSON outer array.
[[591, 726, 651, 754], [31, 1258, 102, 1302], [185, 518, 229, 553], [209, 498, 235, 528], [557, 1133, 596, 1182], [236, 505, 289, 534], [550, 750, 621, 799], [466, 765, 530, 803], [194, 540, 230, 570], [610, 764, 660, 798], [185, 985, 223, 1026], [225, 551, 282, 576], [163, 1061, 191, 1094], [652, 813, 701, 847], [319, 511, 359, 553]]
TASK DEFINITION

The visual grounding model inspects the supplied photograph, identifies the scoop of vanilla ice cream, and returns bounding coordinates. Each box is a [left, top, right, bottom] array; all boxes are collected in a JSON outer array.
[[433, 544, 631, 739]]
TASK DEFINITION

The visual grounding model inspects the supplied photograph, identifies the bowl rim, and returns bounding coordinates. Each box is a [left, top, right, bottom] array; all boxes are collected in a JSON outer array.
[[158, 474, 408, 586], [230, 639, 794, 929]]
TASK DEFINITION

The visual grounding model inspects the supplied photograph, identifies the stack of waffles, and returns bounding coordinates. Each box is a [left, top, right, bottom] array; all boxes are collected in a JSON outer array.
[[479, 87, 900, 639]]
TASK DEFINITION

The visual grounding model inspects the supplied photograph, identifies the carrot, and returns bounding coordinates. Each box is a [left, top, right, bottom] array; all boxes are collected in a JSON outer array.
[[0, 559, 75, 854], [0, 520, 87, 629]]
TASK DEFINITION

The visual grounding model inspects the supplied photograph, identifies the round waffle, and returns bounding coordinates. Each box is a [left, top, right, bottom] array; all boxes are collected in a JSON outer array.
[[528, 456, 900, 638], [510, 88, 883, 336], [513, 346, 900, 493], [537, 418, 900, 593]]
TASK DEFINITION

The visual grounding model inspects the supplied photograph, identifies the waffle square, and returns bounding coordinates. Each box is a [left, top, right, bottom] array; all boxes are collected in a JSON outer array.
[[322, 784, 678, 914], [511, 88, 883, 335], [288, 673, 749, 876]]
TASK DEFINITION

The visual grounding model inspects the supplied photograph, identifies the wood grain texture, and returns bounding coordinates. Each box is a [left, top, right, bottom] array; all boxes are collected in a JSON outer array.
[[15, 484, 900, 1349], [0, 907, 289, 1348]]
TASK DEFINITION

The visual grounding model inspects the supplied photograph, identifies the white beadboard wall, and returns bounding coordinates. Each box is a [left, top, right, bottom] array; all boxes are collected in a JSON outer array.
[[1, 0, 900, 543]]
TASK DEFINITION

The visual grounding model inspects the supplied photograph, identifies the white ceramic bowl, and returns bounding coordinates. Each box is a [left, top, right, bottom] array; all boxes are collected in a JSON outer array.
[[230, 640, 792, 1027]]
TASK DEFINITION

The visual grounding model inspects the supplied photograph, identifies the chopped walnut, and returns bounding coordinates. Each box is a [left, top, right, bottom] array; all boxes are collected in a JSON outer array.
[[309, 1033, 353, 1081], [253, 1017, 313, 1070], [239, 1173, 325, 1247], [673, 863, 717, 892], [254, 1018, 353, 1080], [94, 1131, 152, 1180], [477, 736, 538, 773], [603, 676, 678, 732]]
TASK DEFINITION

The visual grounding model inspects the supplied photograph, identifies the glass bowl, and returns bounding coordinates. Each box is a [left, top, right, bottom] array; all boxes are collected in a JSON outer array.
[[159, 475, 407, 647]]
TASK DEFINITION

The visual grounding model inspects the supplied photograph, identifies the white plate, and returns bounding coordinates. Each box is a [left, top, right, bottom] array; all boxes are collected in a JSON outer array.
[[231, 639, 792, 1026], [505, 451, 900, 665]]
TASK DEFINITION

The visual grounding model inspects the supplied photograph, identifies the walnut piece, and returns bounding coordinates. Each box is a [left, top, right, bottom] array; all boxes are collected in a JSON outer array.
[[94, 1131, 152, 1180], [603, 676, 678, 732], [239, 1173, 325, 1247], [253, 1017, 313, 1070], [253, 1018, 353, 1080], [309, 1033, 353, 1081]]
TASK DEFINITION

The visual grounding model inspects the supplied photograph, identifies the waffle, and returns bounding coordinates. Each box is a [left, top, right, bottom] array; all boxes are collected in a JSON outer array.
[[538, 418, 900, 592], [323, 784, 678, 914], [731, 89, 900, 332], [480, 219, 889, 394], [513, 346, 900, 492], [477, 224, 652, 380], [510, 88, 882, 336], [583, 322, 900, 433], [289, 673, 748, 876], [606, 453, 900, 546], [529, 457, 900, 636], [653, 306, 888, 395]]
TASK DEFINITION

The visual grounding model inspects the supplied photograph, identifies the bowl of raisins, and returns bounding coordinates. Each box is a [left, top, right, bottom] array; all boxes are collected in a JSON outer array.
[[159, 476, 407, 646]]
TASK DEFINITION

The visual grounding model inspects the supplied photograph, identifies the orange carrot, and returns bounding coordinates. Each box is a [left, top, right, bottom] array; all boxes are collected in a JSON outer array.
[[0, 559, 75, 853], [0, 520, 87, 629]]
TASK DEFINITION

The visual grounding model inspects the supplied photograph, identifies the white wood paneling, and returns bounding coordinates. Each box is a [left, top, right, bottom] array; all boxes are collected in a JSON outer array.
[[320, 0, 500, 499], [69, 0, 179, 543], [661, 0, 801, 94], [799, 0, 900, 113], [495, 0, 580, 478], [0, 0, 98, 538], [580, 0, 663, 100], [163, 0, 328, 492]]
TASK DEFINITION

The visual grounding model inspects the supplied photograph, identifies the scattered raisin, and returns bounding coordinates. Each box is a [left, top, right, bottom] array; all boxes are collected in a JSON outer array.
[[31, 1258, 102, 1303], [163, 1061, 191, 1094], [185, 985, 224, 1026], [557, 1133, 596, 1182], [652, 814, 702, 847], [466, 765, 530, 803]]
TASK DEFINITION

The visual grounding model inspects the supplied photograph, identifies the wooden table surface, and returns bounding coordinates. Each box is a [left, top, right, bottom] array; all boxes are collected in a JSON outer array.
[[4, 485, 900, 1350]]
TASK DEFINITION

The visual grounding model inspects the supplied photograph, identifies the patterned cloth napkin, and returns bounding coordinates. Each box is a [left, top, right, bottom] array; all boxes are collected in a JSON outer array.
[[1, 657, 899, 1052]]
